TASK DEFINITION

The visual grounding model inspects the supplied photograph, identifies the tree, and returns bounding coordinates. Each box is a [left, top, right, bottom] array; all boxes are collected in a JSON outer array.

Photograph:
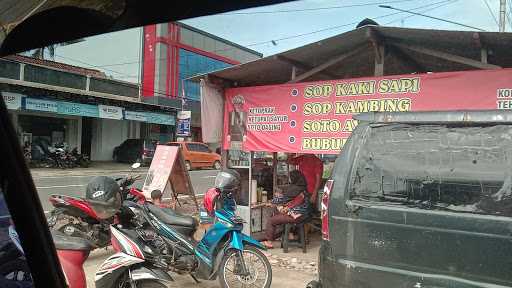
[[30, 39, 85, 60]]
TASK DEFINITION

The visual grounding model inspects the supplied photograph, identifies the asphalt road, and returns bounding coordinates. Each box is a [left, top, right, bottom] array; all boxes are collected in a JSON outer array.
[[32, 169, 218, 212]]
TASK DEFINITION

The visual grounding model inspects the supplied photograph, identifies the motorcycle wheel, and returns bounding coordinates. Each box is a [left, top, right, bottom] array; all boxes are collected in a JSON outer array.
[[218, 246, 272, 288], [0, 259, 32, 282], [79, 158, 90, 168]]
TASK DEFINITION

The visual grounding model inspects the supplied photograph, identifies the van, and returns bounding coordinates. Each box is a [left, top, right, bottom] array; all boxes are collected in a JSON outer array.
[[167, 142, 221, 171], [313, 111, 512, 288]]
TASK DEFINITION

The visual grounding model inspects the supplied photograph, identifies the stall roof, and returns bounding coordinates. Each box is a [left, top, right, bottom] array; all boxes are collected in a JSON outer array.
[[191, 25, 512, 87]]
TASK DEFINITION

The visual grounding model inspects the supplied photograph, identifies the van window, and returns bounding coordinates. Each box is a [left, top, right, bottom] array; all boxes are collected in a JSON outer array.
[[350, 124, 512, 217]]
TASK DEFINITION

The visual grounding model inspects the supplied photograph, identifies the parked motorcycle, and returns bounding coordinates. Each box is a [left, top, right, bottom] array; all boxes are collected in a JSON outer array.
[[95, 169, 272, 288], [47, 163, 142, 249], [71, 147, 90, 168]]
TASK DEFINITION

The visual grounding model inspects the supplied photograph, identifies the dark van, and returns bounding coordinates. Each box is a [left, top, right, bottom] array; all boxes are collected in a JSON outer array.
[[313, 111, 512, 288]]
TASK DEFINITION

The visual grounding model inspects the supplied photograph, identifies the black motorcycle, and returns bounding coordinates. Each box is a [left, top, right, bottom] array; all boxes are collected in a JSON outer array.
[[71, 147, 90, 168]]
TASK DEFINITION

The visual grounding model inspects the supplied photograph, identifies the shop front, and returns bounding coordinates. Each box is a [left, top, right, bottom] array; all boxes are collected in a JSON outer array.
[[210, 68, 512, 237], [2, 91, 176, 162]]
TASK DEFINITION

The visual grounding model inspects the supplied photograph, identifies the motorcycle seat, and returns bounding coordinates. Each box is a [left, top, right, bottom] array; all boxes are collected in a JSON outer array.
[[146, 204, 197, 228], [51, 231, 93, 251]]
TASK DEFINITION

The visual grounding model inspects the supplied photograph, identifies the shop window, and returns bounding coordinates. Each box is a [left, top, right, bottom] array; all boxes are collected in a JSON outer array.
[[350, 124, 512, 217]]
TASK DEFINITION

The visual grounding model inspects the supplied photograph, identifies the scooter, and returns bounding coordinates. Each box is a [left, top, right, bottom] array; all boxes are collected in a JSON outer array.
[[95, 172, 273, 288], [47, 163, 142, 248]]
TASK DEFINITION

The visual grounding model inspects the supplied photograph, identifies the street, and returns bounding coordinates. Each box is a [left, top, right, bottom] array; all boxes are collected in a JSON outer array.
[[31, 168, 218, 212], [29, 164, 319, 288]]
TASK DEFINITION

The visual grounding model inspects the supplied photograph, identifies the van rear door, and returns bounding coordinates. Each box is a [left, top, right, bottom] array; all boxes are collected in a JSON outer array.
[[332, 123, 512, 288]]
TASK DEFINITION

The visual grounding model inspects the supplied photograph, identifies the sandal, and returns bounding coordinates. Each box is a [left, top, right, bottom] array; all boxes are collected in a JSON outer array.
[[261, 241, 274, 249]]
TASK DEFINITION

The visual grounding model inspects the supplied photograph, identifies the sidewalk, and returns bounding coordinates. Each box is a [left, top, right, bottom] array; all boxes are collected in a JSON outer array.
[[30, 161, 148, 178]]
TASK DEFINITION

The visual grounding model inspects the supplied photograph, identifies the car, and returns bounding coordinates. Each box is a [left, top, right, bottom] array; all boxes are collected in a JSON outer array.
[[112, 139, 156, 165], [166, 142, 221, 171], [314, 110, 512, 288]]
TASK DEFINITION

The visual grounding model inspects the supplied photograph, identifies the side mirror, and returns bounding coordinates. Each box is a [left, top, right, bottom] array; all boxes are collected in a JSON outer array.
[[131, 163, 141, 169]]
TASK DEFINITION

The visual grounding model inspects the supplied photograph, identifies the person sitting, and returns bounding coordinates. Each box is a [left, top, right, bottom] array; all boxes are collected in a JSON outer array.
[[261, 170, 311, 249], [150, 189, 169, 208]]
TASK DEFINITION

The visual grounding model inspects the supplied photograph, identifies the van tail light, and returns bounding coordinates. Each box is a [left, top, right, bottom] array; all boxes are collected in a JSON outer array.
[[143, 149, 150, 156], [321, 180, 333, 241]]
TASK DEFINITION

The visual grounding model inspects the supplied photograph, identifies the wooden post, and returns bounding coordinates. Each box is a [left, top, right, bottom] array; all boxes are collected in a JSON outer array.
[[374, 44, 385, 76], [481, 47, 488, 64], [272, 152, 278, 195]]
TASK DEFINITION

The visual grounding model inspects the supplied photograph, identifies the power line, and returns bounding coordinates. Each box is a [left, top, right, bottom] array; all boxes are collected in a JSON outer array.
[[54, 0, 458, 82], [88, 0, 455, 71], [482, 0, 499, 28], [383, 0, 458, 25], [221, 0, 417, 15], [379, 4, 485, 31]]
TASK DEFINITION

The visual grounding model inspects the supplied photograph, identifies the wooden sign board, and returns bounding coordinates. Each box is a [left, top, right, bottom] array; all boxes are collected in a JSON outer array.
[[142, 145, 198, 210]]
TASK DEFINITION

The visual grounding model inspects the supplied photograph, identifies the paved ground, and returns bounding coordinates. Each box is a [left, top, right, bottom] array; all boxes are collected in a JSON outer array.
[[30, 162, 218, 212], [83, 235, 320, 288], [31, 162, 320, 287]]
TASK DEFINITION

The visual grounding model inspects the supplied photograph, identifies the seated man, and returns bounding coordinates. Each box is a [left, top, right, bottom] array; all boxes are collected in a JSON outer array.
[[150, 189, 170, 208], [261, 170, 311, 249]]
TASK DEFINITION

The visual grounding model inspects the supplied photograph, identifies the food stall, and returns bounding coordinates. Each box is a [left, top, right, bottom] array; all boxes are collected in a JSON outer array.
[[213, 68, 512, 237]]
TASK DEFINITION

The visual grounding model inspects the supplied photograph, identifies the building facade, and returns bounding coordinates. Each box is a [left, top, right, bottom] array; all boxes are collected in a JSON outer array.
[[1, 55, 176, 161], [141, 22, 262, 141]]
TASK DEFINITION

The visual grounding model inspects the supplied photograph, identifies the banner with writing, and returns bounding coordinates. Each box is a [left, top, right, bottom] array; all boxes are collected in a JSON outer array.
[[223, 69, 512, 154]]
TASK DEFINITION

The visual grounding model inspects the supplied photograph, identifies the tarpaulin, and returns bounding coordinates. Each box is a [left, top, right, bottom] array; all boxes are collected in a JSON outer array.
[[223, 69, 512, 154], [201, 79, 224, 143]]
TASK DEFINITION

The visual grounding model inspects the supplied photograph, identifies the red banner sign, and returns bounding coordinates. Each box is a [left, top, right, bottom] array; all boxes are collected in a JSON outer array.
[[223, 69, 512, 154]]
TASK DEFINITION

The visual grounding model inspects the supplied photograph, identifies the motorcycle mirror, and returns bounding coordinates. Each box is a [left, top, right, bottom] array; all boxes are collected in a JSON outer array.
[[131, 163, 141, 169]]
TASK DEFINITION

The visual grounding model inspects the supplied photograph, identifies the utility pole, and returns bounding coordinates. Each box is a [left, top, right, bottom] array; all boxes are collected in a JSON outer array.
[[500, 0, 506, 32]]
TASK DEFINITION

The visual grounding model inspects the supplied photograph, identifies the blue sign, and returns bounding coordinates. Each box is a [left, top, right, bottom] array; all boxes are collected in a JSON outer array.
[[57, 102, 99, 117], [177, 119, 191, 136], [25, 98, 58, 112], [125, 110, 147, 122], [144, 112, 175, 125], [176, 111, 191, 136]]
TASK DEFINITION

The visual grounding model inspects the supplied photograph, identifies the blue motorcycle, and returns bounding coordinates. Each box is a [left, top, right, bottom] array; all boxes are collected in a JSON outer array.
[[95, 170, 272, 288]]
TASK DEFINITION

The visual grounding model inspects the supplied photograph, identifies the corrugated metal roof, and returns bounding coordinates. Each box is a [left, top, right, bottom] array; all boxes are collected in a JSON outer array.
[[191, 26, 512, 87]]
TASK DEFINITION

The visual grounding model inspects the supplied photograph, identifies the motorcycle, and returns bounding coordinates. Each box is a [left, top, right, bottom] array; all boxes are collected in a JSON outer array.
[[95, 169, 272, 288], [47, 163, 142, 249], [71, 147, 90, 168]]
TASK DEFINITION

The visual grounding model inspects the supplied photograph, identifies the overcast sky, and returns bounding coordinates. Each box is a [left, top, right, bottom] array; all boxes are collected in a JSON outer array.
[[50, 0, 505, 83]]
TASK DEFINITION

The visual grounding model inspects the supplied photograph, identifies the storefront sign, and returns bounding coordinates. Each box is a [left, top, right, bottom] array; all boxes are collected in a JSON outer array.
[[25, 98, 58, 112], [2, 92, 22, 110], [176, 110, 191, 136], [57, 102, 99, 117], [145, 112, 175, 125], [224, 69, 512, 154], [125, 111, 147, 122], [142, 145, 197, 210], [98, 105, 123, 120]]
